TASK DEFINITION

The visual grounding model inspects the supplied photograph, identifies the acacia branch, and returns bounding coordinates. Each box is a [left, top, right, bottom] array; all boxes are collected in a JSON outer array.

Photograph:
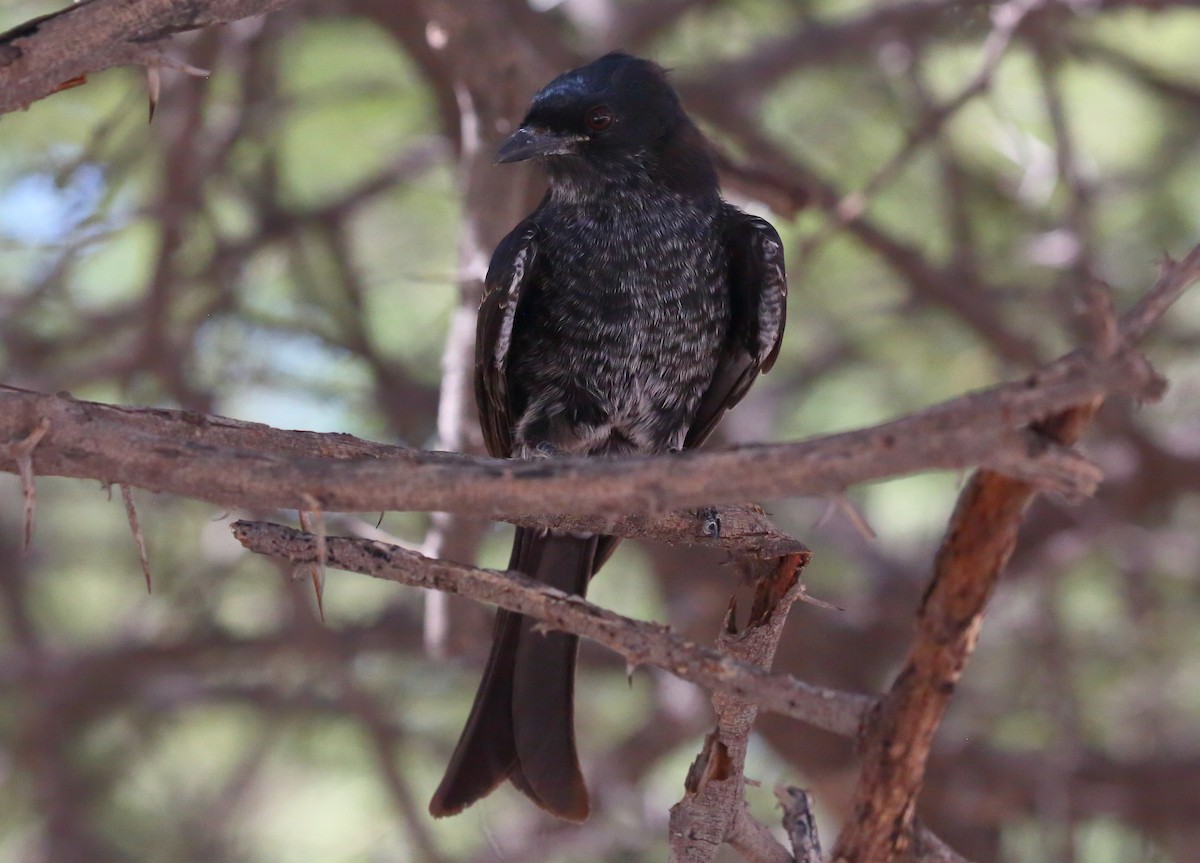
[[0, 335, 1159, 523], [830, 244, 1200, 861], [0, 0, 298, 115], [517, 506, 809, 559], [776, 787, 823, 863], [231, 520, 870, 736], [727, 806, 795, 863], [669, 554, 807, 861]]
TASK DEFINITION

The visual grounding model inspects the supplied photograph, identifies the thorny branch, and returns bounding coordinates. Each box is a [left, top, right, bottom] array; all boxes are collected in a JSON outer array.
[[0, 0, 299, 114], [829, 234, 1200, 863], [0, 332, 1160, 521], [230, 520, 870, 737]]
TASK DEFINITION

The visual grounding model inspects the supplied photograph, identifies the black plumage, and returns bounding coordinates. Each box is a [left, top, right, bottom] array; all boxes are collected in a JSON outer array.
[[429, 52, 788, 822]]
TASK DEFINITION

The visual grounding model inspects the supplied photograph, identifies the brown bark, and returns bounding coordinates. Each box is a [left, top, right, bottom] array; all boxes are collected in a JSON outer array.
[[830, 243, 1200, 862], [0, 0, 298, 115], [230, 520, 870, 736]]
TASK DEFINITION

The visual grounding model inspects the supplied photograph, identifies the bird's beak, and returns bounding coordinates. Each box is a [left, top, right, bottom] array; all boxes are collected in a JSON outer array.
[[496, 126, 579, 164]]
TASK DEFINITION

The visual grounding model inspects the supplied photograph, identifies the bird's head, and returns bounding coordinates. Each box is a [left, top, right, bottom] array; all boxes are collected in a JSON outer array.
[[497, 53, 716, 196]]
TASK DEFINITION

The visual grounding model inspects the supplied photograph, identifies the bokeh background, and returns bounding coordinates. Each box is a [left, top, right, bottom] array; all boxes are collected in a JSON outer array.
[[2, 1, 1199, 861]]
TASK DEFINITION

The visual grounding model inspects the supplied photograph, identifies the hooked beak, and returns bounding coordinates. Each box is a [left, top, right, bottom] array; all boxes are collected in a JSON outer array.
[[496, 126, 580, 164]]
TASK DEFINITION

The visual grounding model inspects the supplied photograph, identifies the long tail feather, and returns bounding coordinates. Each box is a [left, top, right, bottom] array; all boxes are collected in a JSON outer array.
[[430, 529, 598, 820]]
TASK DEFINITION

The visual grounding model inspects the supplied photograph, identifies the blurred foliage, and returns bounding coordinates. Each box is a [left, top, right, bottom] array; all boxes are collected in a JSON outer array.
[[2, 1, 1199, 861]]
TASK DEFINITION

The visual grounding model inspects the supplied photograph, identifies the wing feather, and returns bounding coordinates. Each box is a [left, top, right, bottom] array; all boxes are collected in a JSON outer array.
[[475, 221, 540, 459], [683, 206, 788, 449]]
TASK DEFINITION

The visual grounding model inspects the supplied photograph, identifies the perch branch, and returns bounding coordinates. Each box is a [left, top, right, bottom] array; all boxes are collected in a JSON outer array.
[[0, 334, 1161, 521]]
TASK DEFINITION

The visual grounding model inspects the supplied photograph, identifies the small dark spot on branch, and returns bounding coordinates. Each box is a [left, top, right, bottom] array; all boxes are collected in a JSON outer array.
[[364, 543, 391, 560]]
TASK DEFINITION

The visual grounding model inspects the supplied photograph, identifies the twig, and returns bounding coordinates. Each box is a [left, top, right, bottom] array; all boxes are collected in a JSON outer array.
[[518, 504, 809, 559], [420, 302, 481, 656], [1119, 244, 1200, 344], [776, 786, 822, 863], [801, 0, 1043, 253], [230, 520, 871, 736]]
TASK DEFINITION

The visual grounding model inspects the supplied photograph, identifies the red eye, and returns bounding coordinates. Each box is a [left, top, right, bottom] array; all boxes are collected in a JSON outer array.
[[586, 105, 614, 131]]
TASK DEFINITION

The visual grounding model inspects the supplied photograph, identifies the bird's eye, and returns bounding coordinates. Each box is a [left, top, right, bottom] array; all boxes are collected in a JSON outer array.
[[586, 105, 614, 131]]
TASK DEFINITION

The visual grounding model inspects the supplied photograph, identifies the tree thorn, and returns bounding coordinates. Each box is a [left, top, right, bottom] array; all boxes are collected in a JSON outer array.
[[3, 418, 50, 553], [120, 484, 152, 593]]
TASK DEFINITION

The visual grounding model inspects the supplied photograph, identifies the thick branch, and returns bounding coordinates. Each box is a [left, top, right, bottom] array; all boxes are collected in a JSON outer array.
[[0, 340, 1155, 520], [830, 245, 1200, 862], [0, 0, 297, 115], [517, 506, 809, 559], [230, 520, 870, 736]]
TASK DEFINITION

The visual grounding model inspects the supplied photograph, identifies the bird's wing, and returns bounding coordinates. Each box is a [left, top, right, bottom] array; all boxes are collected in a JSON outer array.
[[475, 219, 540, 459], [684, 206, 788, 450]]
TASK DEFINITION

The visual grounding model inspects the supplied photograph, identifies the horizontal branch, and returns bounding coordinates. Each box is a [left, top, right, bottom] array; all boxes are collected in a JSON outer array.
[[515, 505, 810, 559], [0, 342, 1149, 520], [231, 520, 870, 736]]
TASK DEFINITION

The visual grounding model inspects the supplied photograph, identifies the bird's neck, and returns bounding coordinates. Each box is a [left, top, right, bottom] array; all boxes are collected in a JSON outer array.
[[545, 173, 716, 212], [543, 124, 720, 208], [545, 165, 720, 214]]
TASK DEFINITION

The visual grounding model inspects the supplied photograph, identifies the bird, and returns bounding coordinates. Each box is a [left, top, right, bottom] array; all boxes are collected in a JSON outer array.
[[429, 52, 787, 822]]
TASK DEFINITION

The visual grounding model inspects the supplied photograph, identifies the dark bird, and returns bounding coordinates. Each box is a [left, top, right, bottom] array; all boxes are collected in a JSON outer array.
[[429, 52, 787, 822]]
